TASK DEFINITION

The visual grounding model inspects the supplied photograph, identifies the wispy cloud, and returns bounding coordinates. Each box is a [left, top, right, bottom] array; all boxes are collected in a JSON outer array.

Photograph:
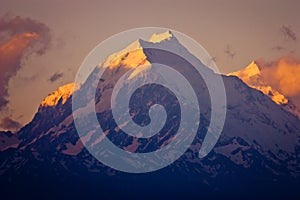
[[272, 45, 286, 51], [280, 25, 297, 41], [0, 117, 21, 131], [0, 14, 51, 110]]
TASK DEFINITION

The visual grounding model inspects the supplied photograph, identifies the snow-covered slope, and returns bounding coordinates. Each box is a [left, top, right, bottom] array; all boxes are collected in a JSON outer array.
[[41, 83, 79, 107], [228, 61, 300, 118], [228, 61, 288, 104]]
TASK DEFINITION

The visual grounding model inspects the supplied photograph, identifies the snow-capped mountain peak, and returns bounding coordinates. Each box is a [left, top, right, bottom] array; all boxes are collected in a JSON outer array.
[[102, 30, 179, 68], [148, 30, 174, 43], [41, 83, 79, 107], [228, 61, 289, 105], [100, 30, 213, 84], [232, 61, 261, 77]]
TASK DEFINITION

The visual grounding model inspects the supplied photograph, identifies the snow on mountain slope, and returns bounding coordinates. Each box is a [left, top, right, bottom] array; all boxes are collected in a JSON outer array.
[[102, 30, 175, 68], [228, 61, 300, 118], [102, 31, 212, 75], [228, 61, 288, 105], [41, 83, 80, 107], [223, 75, 299, 154]]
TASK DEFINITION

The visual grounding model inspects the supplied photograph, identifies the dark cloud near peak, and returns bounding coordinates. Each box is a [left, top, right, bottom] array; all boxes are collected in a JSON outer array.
[[0, 117, 22, 131], [49, 72, 64, 82], [0, 14, 51, 46]]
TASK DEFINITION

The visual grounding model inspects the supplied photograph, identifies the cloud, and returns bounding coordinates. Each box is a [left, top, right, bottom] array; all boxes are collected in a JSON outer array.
[[48, 72, 64, 82], [0, 117, 22, 131], [257, 55, 300, 97], [0, 14, 51, 110], [280, 25, 297, 41]]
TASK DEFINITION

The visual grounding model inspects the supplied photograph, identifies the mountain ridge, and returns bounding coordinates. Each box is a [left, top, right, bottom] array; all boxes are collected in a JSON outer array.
[[1, 31, 300, 198]]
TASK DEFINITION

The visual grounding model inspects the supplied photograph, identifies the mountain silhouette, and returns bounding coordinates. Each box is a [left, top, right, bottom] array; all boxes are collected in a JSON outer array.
[[1, 31, 299, 199]]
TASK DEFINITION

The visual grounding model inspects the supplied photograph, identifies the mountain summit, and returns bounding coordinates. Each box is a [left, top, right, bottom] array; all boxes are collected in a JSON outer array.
[[228, 61, 289, 105], [102, 30, 201, 71], [228, 60, 300, 118]]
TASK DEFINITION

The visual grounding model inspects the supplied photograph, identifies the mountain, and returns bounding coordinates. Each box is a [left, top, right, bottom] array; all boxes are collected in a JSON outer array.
[[1, 31, 300, 199], [228, 61, 300, 118]]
